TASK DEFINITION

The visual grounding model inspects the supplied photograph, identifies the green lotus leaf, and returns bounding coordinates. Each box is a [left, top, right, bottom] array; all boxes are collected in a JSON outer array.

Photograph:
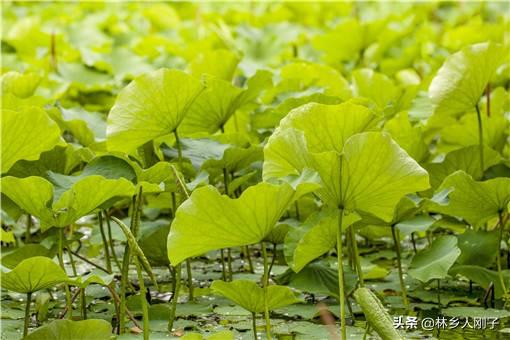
[[1, 175, 135, 229], [1, 107, 62, 174], [409, 235, 461, 282], [440, 113, 508, 151], [24, 319, 112, 340], [429, 170, 510, 227], [54, 105, 106, 146], [312, 18, 363, 64], [456, 230, 499, 267], [167, 182, 315, 265], [284, 209, 360, 272], [6, 145, 87, 179], [180, 71, 271, 135], [338, 132, 430, 221], [269, 61, 351, 100], [1, 71, 41, 98], [139, 222, 170, 266], [265, 102, 429, 222], [352, 68, 400, 110], [278, 101, 378, 153], [1, 256, 69, 293], [0, 244, 53, 269], [424, 145, 501, 191], [73, 269, 114, 288], [107, 69, 205, 153], [450, 265, 510, 299], [202, 145, 263, 173], [384, 111, 428, 162], [189, 49, 240, 81], [211, 280, 300, 313], [429, 42, 507, 116]]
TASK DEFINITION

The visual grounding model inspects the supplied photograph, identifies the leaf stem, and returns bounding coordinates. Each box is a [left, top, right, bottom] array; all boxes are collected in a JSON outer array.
[[104, 210, 122, 272], [98, 211, 112, 272], [475, 103, 485, 171], [261, 242, 272, 340], [58, 228, 73, 320], [24, 292, 32, 337], [252, 312, 258, 339], [391, 225, 409, 310], [174, 130, 182, 160], [168, 263, 181, 332], [337, 210, 346, 340], [186, 259, 194, 300], [26, 214, 32, 243], [497, 212, 508, 302], [80, 289, 87, 319], [350, 225, 364, 287], [134, 257, 149, 340]]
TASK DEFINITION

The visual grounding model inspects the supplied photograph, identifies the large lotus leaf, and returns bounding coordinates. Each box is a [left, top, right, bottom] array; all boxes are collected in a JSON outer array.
[[275, 262, 357, 300], [278, 101, 377, 153], [167, 182, 313, 265], [450, 265, 510, 299], [263, 127, 312, 179], [425, 145, 501, 191], [0, 176, 55, 226], [352, 69, 400, 110], [202, 145, 263, 173], [0, 244, 53, 269], [211, 280, 300, 313], [107, 69, 205, 153], [1, 175, 135, 229], [189, 49, 240, 81], [456, 230, 498, 267], [383, 111, 428, 162], [180, 71, 270, 135], [1, 71, 41, 98], [1, 256, 69, 293], [429, 171, 510, 227], [284, 209, 360, 272], [312, 18, 363, 64], [6, 145, 87, 179], [55, 105, 107, 146], [358, 196, 423, 228], [408, 235, 461, 283], [24, 319, 112, 340], [267, 62, 351, 100], [73, 269, 115, 288], [262, 101, 378, 180], [429, 42, 507, 116], [1, 107, 62, 173], [338, 132, 430, 222], [440, 113, 508, 151]]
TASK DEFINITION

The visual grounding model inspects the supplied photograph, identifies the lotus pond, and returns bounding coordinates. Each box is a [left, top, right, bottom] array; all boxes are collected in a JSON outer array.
[[1, 1, 510, 340]]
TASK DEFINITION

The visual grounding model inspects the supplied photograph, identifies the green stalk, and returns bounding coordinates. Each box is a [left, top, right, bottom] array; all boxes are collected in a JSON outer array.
[[98, 212, 112, 272], [119, 196, 137, 333], [26, 214, 32, 243], [134, 257, 149, 340], [24, 292, 32, 337], [80, 289, 87, 319], [104, 210, 122, 272], [350, 225, 364, 287], [497, 212, 508, 301], [186, 259, 194, 301], [220, 249, 227, 280], [336, 210, 346, 340], [245, 246, 254, 273], [391, 225, 409, 310], [174, 130, 182, 160], [58, 228, 73, 320], [251, 312, 257, 339], [168, 263, 181, 331], [475, 104, 485, 171], [261, 242, 272, 340], [227, 248, 233, 281]]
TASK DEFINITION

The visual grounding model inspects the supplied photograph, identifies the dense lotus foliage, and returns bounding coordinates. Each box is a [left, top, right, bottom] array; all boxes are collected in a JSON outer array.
[[1, 2, 510, 339]]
